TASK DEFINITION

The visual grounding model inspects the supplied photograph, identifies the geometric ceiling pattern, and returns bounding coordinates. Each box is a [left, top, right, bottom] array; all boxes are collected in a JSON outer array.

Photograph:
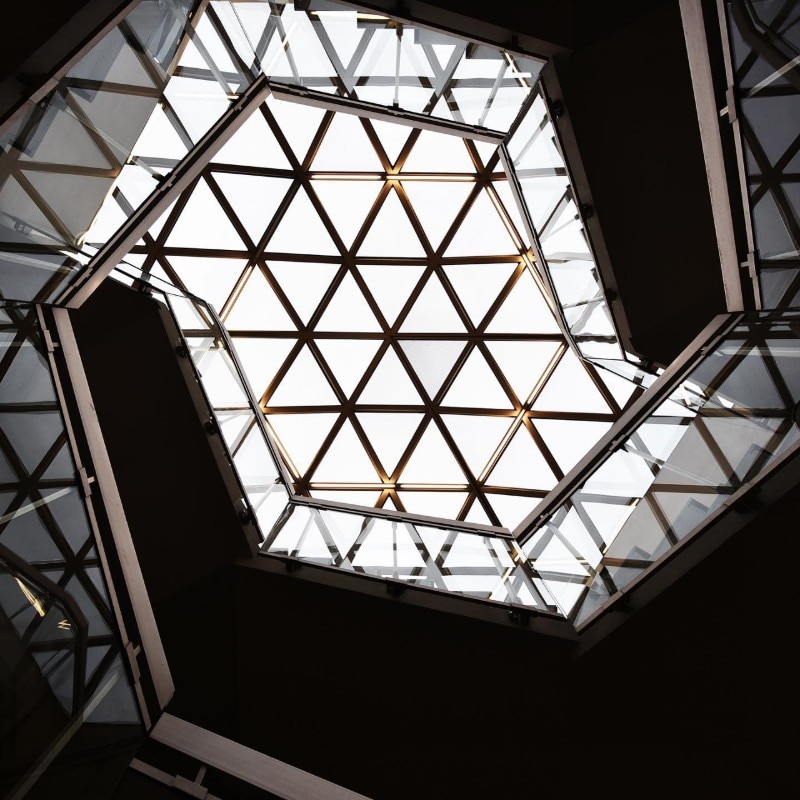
[[127, 95, 634, 531]]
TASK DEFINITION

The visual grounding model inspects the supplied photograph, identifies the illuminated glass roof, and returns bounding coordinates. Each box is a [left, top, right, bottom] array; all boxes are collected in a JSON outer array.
[[123, 91, 630, 530]]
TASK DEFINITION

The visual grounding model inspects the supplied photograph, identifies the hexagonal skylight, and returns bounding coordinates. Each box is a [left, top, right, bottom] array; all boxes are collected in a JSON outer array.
[[126, 89, 627, 531]]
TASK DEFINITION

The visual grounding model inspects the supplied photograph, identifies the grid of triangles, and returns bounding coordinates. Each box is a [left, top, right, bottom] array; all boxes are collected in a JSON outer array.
[[130, 95, 631, 531]]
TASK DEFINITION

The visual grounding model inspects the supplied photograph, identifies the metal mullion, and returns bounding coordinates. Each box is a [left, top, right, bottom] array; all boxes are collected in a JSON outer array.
[[205, 3, 260, 86], [203, 171, 258, 253], [386, 412, 433, 484], [297, 413, 349, 492], [59, 88, 125, 171], [258, 337, 305, 410], [17, 162, 119, 180], [11, 169, 79, 247], [523, 416, 566, 483], [434, 179, 485, 256], [344, 179, 393, 256]]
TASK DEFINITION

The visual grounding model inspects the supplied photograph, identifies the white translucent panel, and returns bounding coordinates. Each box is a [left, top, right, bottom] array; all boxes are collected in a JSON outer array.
[[119, 169, 174, 233], [270, 345, 338, 406], [445, 189, 517, 256], [581, 501, 636, 552], [487, 426, 556, 490], [415, 525, 448, 559], [443, 263, 517, 327], [443, 348, 512, 409], [358, 348, 422, 405], [269, 8, 337, 82], [213, 173, 292, 243], [233, 427, 281, 484], [492, 180, 529, 240], [316, 10, 365, 68], [397, 86, 439, 115], [430, 95, 455, 122], [214, 110, 291, 168], [267, 260, 339, 323], [357, 264, 425, 325], [402, 181, 474, 251], [312, 113, 383, 171], [266, 186, 339, 255], [358, 188, 425, 257], [518, 176, 571, 230], [510, 107, 563, 171], [356, 412, 423, 475], [268, 505, 312, 554], [312, 420, 380, 482], [266, 96, 326, 163], [482, 85, 531, 132], [398, 274, 466, 332], [532, 349, 610, 413], [401, 129, 475, 173], [486, 340, 561, 403], [267, 413, 338, 476], [399, 491, 468, 522], [634, 420, 689, 464], [223, 268, 295, 330], [311, 180, 383, 248], [351, 28, 396, 82], [130, 104, 188, 160], [549, 259, 601, 306], [535, 535, 589, 577], [316, 510, 364, 559], [473, 139, 499, 167], [370, 118, 412, 166], [230, 336, 294, 398], [316, 339, 382, 396], [595, 366, 638, 409], [196, 349, 248, 406], [399, 340, 466, 398], [216, 411, 252, 451], [167, 255, 245, 311], [399, 423, 467, 484], [442, 534, 496, 568], [310, 490, 381, 508], [464, 501, 492, 526], [24, 171, 114, 242], [442, 414, 512, 476], [535, 419, 612, 474], [451, 87, 495, 126], [583, 449, 655, 498], [316, 271, 381, 331], [253, 487, 289, 540], [84, 194, 130, 246], [166, 179, 244, 249], [540, 200, 591, 258], [211, 0, 269, 65], [163, 76, 232, 143]]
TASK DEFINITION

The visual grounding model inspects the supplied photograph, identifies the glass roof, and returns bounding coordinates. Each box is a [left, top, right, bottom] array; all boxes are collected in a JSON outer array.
[[122, 92, 629, 530]]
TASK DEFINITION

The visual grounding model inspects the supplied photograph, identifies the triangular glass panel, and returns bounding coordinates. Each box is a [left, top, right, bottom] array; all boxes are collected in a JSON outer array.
[[316, 11, 366, 70], [401, 181, 474, 251], [223, 267, 296, 330], [535, 419, 611, 473], [357, 348, 422, 405], [269, 345, 339, 406], [267, 412, 338, 476], [316, 271, 381, 332], [265, 96, 326, 164], [443, 414, 513, 477], [311, 113, 383, 171], [312, 420, 381, 483], [266, 186, 339, 255], [311, 180, 383, 249], [0, 411, 63, 474], [164, 76, 232, 143], [443, 263, 517, 327], [40, 440, 75, 482], [443, 348, 512, 409], [398, 274, 466, 332], [399, 422, 467, 484], [473, 139, 499, 168], [128, 102, 189, 161], [311, 490, 381, 508], [401, 129, 475, 173], [357, 264, 425, 326], [532, 349, 610, 413], [230, 337, 295, 398], [486, 269, 560, 333], [492, 180, 529, 241], [358, 188, 425, 257], [267, 260, 339, 323], [212, 173, 293, 244], [166, 179, 244, 249], [445, 188, 517, 256], [486, 340, 561, 403], [399, 340, 466, 399], [487, 426, 556, 490], [486, 492, 537, 532], [356, 412, 424, 476], [316, 339, 382, 397], [369, 118, 413, 167], [214, 109, 291, 169], [464, 499, 493, 526], [167, 256, 246, 313], [24, 171, 114, 243], [399, 491, 468, 521]]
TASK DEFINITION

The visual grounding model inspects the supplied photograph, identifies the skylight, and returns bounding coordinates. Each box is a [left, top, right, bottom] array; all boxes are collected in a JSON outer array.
[[126, 92, 625, 530]]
